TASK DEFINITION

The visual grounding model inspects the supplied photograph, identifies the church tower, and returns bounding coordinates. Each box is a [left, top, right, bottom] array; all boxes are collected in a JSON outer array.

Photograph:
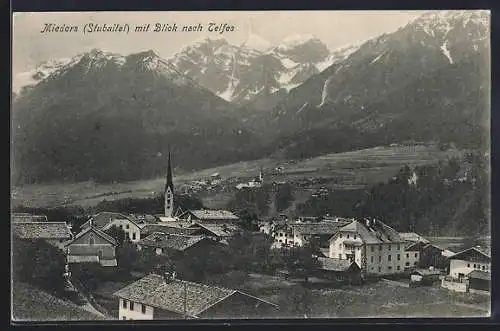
[[164, 148, 174, 218]]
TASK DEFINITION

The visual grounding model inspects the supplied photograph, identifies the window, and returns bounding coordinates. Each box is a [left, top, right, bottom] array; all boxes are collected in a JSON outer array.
[[388, 266, 392, 270], [406, 253, 409, 258], [371, 246, 374, 252], [413, 262, 417, 266], [405, 262, 410, 266], [340, 233, 342, 238], [89, 233, 95, 245], [378, 267, 381, 272], [123, 300, 127, 309], [371, 256, 374, 263], [397, 244, 401, 250], [397, 254, 401, 261], [347, 234, 350, 239], [339, 243, 342, 249], [467, 263, 470, 268], [126, 224, 130, 229], [279, 239, 282, 243], [482, 265, 485, 270], [414, 253, 418, 258], [388, 255, 392, 261], [122, 316, 126, 320], [397, 266, 400, 271], [354, 235, 357, 240], [142, 304, 146, 314], [379, 256, 382, 262], [388, 245, 391, 251], [132, 233, 136, 240], [379, 245, 382, 251], [130, 302, 134, 310]]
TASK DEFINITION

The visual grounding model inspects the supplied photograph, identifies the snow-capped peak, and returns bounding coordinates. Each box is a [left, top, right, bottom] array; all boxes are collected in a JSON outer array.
[[241, 34, 272, 52], [279, 33, 317, 49]]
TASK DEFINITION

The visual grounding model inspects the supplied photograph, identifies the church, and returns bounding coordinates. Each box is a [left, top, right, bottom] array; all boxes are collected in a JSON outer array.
[[156, 150, 178, 223]]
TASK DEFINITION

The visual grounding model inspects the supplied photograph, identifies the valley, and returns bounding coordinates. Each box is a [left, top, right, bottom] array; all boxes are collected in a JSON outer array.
[[11, 144, 464, 209]]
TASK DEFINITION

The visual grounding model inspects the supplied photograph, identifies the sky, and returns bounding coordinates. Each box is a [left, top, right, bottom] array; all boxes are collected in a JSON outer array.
[[12, 11, 427, 79]]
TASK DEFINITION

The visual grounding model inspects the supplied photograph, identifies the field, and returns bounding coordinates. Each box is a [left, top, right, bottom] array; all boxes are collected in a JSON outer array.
[[11, 282, 111, 322], [238, 274, 490, 318], [11, 145, 465, 209]]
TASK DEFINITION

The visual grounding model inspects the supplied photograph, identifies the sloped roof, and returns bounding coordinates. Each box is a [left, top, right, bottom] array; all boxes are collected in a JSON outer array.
[[66, 226, 117, 247], [195, 223, 242, 237], [448, 247, 490, 261], [139, 233, 207, 251], [291, 221, 350, 235], [467, 270, 491, 280], [399, 232, 430, 243], [11, 214, 48, 223], [184, 209, 239, 221], [317, 257, 359, 272], [337, 219, 403, 244], [13, 222, 72, 240], [113, 274, 277, 317], [140, 224, 200, 237], [406, 241, 429, 251]]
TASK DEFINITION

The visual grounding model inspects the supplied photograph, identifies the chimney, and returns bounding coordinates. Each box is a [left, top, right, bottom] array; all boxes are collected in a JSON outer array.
[[172, 271, 177, 280]]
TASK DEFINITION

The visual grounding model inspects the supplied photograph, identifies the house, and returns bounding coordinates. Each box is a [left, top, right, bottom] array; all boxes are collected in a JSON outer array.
[[12, 221, 73, 251], [399, 232, 430, 244], [291, 220, 351, 248], [137, 233, 224, 260], [236, 169, 264, 189], [64, 224, 118, 267], [209, 173, 222, 185], [446, 247, 490, 280], [328, 218, 407, 276], [11, 213, 48, 223], [113, 273, 279, 319], [409, 268, 441, 285], [404, 241, 424, 270], [467, 270, 490, 294], [81, 212, 143, 243], [441, 247, 491, 293], [316, 257, 362, 284], [179, 209, 239, 224]]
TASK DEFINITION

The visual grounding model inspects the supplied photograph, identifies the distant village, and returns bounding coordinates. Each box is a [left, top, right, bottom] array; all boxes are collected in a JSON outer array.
[[11, 152, 491, 320]]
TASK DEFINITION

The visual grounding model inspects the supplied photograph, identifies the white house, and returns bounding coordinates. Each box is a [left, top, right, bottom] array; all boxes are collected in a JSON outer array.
[[81, 212, 143, 243], [113, 273, 278, 320], [447, 247, 491, 280], [328, 218, 407, 276]]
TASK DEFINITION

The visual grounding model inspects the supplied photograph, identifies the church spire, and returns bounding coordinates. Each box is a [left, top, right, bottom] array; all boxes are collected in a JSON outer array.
[[164, 146, 174, 218]]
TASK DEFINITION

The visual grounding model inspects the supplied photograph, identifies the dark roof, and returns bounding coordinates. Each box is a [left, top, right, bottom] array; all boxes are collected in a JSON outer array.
[[140, 224, 200, 236], [291, 221, 350, 235], [113, 274, 277, 317], [12, 222, 72, 240], [448, 247, 491, 262], [317, 257, 360, 272], [467, 270, 491, 280], [406, 241, 429, 251], [66, 226, 117, 247], [12, 214, 48, 223], [139, 233, 207, 251]]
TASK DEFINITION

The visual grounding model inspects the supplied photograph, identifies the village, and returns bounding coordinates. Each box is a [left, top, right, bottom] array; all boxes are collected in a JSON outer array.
[[11, 152, 491, 320]]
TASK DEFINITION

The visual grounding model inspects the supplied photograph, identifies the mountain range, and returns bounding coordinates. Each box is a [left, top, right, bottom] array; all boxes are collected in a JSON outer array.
[[12, 10, 490, 184]]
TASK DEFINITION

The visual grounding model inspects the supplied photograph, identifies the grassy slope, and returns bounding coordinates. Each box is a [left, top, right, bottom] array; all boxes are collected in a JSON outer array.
[[11, 145, 465, 209], [11, 282, 109, 322]]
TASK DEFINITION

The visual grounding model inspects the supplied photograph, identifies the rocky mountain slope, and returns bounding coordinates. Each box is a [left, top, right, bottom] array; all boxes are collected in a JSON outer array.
[[11, 49, 265, 184]]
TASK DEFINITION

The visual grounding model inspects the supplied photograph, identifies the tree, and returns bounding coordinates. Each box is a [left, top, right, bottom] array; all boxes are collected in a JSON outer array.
[[116, 241, 140, 274], [276, 183, 294, 212], [104, 225, 127, 246], [12, 237, 66, 294]]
